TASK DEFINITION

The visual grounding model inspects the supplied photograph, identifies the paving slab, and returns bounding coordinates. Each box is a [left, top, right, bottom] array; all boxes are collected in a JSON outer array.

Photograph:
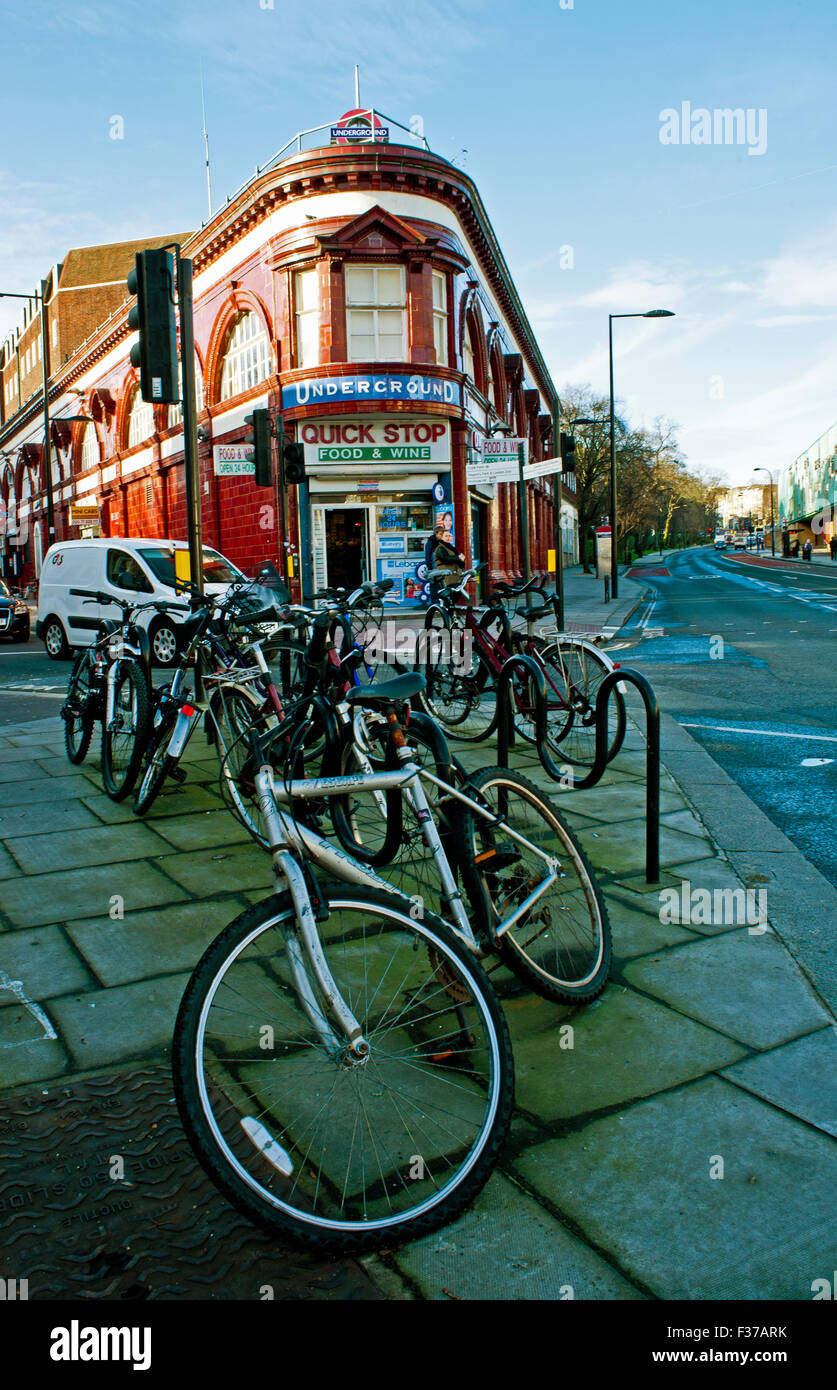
[[0, 926, 92, 1001], [0, 861, 187, 928], [0, 744, 59, 764], [625, 855, 754, 932], [0, 798, 102, 839], [513, 1076, 837, 1299], [660, 809, 710, 839], [81, 784, 224, 824], [392, 1172, 645, 1300], [624, 928, 830, 1050], [560, 783, 683, 823], [574, 819, 712, 878], [721, 1027, 837, 1137], [67, 897, 251, 987], [0, 1006, 69, 1087], [150, 809, 253, 851], [603, 886, 697, 960], [0, 845, 22, 880], [3, 822, 171, 875], [158, 842, 272, 896], [512, 986, 745, 1120], [47, 972, 193, 1069], [0, 773, 99, 806]]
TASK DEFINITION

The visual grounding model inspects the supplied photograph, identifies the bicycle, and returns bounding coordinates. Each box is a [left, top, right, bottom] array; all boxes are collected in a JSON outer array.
[[132, 584, 298, 818], [61, 587, 180, 799], [173, 685, 609, 1250], [420, 568, 626, 770]]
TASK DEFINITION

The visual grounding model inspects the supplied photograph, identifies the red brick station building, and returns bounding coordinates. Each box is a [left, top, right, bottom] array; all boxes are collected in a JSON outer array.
[[0, 114, 579, 606]]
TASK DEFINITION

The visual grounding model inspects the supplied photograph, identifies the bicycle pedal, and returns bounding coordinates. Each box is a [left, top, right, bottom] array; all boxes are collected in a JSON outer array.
[[169, 765, 188, 784]]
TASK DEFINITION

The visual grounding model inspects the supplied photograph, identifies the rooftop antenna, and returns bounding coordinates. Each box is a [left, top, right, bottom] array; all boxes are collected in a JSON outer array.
[[200, 61, 212, 221], [354, 64, 360, 108]]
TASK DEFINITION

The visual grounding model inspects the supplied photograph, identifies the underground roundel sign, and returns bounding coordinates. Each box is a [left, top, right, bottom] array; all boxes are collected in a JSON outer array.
[[331, 109, 389, 144]]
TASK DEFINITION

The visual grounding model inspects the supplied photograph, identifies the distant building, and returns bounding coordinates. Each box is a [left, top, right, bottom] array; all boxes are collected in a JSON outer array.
[[779, 422, 837, 548], [715, 484, 767, 531], [0, 113, 576, 598]]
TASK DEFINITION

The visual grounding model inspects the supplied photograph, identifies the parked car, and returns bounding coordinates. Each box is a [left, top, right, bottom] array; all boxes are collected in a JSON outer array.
[[36, 538, 245, 665], [0, 578, 30, 643]]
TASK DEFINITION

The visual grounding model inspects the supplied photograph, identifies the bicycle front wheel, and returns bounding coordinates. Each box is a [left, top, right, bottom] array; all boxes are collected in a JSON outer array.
[[456, 767, 611, 1003], [173, 886, 514, 1253], [210, 686, 280, 849], [101, 662, 150, 800], [63, 651, 96, 765], [420, 613, 497, 742]]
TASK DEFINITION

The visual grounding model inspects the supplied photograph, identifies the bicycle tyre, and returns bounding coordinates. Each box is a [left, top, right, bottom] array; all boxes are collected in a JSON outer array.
[[455, 766, 611, 1003], [133, 716, 178, 816], [420, 612, 497, 742], [172, 885, 514, 1253], [63, 651, 96, 765], [506, 636, 574, 750], [209, 686, 279, 850], [101, 662, 151, 801], [541, 638, 626, 769]]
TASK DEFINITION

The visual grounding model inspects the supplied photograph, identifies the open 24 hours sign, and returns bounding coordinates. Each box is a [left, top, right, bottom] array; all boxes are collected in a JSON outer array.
[[301, 419, 450, 466]]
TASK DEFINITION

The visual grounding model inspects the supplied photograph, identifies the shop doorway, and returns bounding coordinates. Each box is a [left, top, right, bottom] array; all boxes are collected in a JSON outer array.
[[323, 508, 369, 592], [471, 499, 487, 600]]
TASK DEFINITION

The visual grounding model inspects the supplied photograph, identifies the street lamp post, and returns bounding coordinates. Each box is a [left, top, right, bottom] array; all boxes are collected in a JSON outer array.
[[608, 309, 674, 599], [753, 467, 776, 556]]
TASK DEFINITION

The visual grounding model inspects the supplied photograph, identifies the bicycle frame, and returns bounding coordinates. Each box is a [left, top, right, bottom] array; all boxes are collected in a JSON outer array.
[[252, 753, 562, 959]]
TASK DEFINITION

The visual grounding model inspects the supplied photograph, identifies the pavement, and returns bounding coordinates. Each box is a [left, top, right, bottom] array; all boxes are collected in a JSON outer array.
[[1, 562, 835, 1301]]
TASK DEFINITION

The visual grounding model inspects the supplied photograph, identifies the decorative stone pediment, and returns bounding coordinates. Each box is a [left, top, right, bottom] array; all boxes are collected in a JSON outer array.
[[316, 205, 439, 263]]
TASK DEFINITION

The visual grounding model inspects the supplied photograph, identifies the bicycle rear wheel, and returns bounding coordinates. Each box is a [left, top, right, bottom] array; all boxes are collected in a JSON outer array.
[[456, 766, 611, 1003], [540, 638, 625, 770], [101, 662, 151, 800], [173, 886, 513, 1252]]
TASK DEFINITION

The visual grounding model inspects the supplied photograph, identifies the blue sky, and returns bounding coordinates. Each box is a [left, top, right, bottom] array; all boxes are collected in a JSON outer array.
[[2, 0, 835, 485]]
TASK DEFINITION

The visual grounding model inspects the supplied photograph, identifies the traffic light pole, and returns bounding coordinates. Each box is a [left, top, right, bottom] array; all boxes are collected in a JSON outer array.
[[176, 254, 203, 596], [273, 411, 290, 586]]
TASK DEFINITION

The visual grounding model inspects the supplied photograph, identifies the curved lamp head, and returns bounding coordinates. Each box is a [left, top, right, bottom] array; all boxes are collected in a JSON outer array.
[[643, 309, 675, 318]]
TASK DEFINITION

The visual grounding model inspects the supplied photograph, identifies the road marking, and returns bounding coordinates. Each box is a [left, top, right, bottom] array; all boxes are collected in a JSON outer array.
[[681, 722, 837, 743]]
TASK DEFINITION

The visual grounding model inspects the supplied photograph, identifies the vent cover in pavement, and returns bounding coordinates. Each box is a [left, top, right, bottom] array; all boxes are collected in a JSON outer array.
[[0, 1066, 385, 1300]]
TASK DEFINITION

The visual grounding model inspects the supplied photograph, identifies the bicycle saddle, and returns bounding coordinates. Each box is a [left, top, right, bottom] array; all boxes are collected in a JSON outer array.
[[344, 672, 426, 705], [518, 603, 553, 620]]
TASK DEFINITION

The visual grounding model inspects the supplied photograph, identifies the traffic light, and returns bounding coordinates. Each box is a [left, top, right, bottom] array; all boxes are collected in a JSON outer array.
[[127, 250, 178, 404], [559, 432, 576, 464], [282, 440, 305, 486], [244, 409, 273, 486]]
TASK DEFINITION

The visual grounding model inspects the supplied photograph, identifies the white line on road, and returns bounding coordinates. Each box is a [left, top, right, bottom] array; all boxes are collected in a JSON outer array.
[[681, 722, 837, 743]]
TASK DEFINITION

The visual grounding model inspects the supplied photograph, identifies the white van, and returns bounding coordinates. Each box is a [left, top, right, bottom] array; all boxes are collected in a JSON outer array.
[[36, 538, 245, 665]]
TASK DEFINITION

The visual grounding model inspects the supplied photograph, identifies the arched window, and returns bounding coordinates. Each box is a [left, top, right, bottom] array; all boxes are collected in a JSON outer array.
[[168, 360, 204, 428], [80, 423, 100, 473], [126, 389, 155, 448], [219, 312, 271, 400]]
